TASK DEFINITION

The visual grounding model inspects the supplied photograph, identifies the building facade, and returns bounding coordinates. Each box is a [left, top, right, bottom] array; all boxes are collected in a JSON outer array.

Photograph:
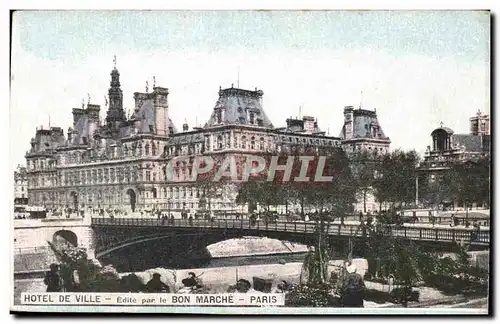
[[14, 165, 28, 205], [25, 62, 390, 216], [417, 113, 491, 209], [469, 110, 490, 136]]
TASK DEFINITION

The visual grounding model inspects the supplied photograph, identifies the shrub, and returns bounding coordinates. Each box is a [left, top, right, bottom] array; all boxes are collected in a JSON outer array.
[[285, 284, 340, 307]]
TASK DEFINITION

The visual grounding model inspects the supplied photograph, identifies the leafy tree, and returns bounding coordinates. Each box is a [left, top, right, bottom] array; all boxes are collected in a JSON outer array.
[[418, 172, 455, 209], [372, 150, 420, 211], [351, 150, 379, 213], [235, 178, 284, 212], [449, 156, 491, 210]]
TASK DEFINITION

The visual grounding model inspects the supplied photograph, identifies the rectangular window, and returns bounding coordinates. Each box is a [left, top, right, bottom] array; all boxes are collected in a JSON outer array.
[[146, 171, 151, 181]]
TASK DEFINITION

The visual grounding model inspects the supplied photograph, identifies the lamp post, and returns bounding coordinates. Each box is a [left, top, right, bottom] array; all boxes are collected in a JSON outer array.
[[415, 175, 419, 207]]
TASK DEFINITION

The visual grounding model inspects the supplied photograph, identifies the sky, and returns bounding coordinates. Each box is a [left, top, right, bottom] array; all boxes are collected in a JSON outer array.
[[10, 10, 490, 169]]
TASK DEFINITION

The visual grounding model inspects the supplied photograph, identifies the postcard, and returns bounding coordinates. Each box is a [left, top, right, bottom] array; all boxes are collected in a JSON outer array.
[[10, 10, 490, 315]]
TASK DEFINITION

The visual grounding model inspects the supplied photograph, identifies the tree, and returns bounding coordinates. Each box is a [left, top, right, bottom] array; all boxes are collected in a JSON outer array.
[[287, 147, 357, 286], [372, 150, 420, 211], [235, 178, 284, 212], [351, 151, 379, 213], [449, 156, 491, 210]]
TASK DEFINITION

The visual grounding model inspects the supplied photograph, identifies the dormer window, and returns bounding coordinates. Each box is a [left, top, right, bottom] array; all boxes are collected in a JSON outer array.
[[216, 110, 222, 124], [249, 112, 255, 124]]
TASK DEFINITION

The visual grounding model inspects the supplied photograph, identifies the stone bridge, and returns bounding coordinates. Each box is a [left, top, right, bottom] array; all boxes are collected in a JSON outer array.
[[13, 218, 96, 259], [91, 217, 490, 259], [14, 216, 490, 268]]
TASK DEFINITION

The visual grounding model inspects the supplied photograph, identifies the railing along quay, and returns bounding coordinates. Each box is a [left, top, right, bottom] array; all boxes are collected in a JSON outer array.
[[91, 217, 490, 245]]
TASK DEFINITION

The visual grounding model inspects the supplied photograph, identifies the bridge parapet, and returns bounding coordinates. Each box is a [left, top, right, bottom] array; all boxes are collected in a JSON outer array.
[[91, 217, 490, 247]]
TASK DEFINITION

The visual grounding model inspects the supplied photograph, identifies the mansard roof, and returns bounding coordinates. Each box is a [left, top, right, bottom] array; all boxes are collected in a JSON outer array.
[[450, 134, 484, 152], [205, 87, 273, 128], [72, 114, 98, 145], [340, 107, 390, 141], [131, 100, 178, 135]]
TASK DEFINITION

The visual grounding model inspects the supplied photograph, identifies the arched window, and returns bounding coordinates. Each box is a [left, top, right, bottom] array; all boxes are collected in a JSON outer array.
[[123, 146, 128, 157], [152, 143, 157, 156], [145, 143, 150, 156], [241, 136, 247, 149], [152, 188, 157, 199], [217, 135, 223, 149], [163, 145, 168, 155], [250, 137, 255, 150], [259, 137, 265, 150]]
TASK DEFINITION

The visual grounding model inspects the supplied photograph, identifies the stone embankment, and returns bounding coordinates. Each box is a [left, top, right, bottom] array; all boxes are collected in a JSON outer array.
[[207, 237, 309, 258]]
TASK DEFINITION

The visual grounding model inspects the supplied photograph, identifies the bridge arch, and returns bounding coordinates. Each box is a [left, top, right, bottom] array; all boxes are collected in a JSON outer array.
[[53, 229, 78, 247]]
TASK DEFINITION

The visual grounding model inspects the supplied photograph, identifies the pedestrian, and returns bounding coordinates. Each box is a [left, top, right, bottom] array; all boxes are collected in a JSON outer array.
[[182, 272, 202, 289], [145, 273, 170, 293], [44, 263, 63, 292], [274, 280, 289, 293], [235, 279, 252, 293], [339, 263, 365, 307]]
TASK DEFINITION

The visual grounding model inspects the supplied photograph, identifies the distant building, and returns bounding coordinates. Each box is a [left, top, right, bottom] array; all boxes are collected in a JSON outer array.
[[339, 106, 391, 155], [14, 165, 28, 205], [417, 118, 490, 209], [470, 109, 490, 136], [339, 106, 391, 213]]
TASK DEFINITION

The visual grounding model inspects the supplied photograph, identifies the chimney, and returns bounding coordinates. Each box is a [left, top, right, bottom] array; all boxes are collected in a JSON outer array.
[[72, 108, 85, 127], [133, 92, 149, 112], [86, 104, 101, 122], [67, 127, 73, 142]]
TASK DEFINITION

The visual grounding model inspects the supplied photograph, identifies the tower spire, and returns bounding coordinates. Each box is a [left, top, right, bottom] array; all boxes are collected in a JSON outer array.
[[106, 56, 125, 128], [237, 66, 240, 88]]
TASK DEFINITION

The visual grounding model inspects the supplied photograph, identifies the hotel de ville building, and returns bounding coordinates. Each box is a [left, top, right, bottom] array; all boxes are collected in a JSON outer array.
[[24, 61, 391, 217]]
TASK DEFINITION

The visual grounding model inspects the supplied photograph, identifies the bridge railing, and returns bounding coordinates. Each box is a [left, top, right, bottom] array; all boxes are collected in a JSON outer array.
[[91, 218, 489, 245]]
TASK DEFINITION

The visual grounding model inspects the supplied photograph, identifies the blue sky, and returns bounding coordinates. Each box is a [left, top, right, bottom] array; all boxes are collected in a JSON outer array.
[[10, 10, 490, 168]]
